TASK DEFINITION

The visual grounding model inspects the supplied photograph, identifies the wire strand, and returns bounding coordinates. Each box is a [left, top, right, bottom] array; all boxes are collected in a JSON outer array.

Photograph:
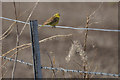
[[0, 55, 119, 77], [0, 16, 120, 32]]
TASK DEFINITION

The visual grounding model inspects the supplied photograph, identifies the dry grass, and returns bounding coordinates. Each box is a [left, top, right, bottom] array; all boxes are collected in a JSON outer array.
[[1, 2, 118, 78], [1, 34, 72, 76], [66, 41, 89, 78]]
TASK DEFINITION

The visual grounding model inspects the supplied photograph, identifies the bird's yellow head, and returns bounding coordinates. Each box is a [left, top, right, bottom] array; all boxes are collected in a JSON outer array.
[[54, 13, 60, 18]]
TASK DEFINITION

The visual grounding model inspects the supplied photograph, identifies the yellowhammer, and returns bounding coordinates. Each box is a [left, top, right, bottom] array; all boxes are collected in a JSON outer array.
[[42, 13, 60, 28]]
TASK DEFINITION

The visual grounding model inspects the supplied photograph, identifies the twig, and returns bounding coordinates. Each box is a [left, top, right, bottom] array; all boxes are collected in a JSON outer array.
[[1, 65, 8, 78], [12, 2, 19, 79], [83, 16, 89, 51], [0, 45, 30, 71], [2, 34, 72, 57], [0, 34, 72, 71], [46, 52, 56, 77], [83, 3, 103, 79], [83, 2, 103, 51], [19, 0, 39, 36], [0, 22, 16, 40], [89, 2, 103, 18], [0, 2, 37, 41]]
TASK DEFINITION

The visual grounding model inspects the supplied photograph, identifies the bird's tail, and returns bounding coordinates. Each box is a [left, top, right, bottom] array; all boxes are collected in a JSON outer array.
[[40, 25, 44, 27], [39, 25, 56, 28]]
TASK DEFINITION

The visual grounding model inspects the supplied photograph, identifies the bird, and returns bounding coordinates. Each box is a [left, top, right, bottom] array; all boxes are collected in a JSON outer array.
[[42, 13, 60, 28]]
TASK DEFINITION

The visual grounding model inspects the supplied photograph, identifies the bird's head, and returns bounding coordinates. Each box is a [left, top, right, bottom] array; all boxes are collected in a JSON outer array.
[[54, 13, 60, 18]]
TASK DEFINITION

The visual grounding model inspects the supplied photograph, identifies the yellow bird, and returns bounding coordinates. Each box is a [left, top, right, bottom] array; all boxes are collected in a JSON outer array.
[[43, 13, 60, 28]]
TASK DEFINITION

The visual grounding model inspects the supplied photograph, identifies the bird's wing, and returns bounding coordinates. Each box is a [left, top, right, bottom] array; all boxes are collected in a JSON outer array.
[[43, 16, 55, 25]]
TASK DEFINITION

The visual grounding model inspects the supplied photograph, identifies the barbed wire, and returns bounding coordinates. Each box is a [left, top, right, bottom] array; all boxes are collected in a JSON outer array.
[[0, 56, 33, 66], [0, 16, 120, 32], [0, 16, 119, 77], [0, 55, 119, 77]]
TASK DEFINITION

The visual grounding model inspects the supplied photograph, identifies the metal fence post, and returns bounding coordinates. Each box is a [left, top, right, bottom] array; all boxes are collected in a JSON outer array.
[[29, 20, 42, 79], [0, 1, 2, 79]]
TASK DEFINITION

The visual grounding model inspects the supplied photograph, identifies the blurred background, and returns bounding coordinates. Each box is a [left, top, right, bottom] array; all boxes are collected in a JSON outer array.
[[2, 2, 118, 78]]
